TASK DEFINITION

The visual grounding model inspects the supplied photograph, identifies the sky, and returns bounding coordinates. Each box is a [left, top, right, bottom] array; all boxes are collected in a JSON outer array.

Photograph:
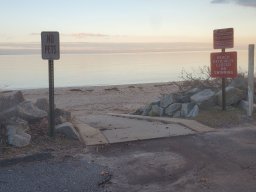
[[0, 0, 256, 45]]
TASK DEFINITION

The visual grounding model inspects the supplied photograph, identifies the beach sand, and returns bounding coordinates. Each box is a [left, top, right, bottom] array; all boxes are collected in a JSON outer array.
[[1, 82, 179, 159], [22, 82, 178, 118]]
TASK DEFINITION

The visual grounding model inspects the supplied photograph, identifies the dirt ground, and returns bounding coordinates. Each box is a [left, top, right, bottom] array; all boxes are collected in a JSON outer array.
[[82, 124, 256, 192]]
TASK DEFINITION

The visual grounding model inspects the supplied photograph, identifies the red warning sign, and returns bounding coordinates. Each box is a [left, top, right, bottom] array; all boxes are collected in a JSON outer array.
[[210, 52, 237, 78]]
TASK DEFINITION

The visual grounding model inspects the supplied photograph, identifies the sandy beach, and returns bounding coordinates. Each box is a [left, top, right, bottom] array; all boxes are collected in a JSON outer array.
[[22, 82, 178, 119]]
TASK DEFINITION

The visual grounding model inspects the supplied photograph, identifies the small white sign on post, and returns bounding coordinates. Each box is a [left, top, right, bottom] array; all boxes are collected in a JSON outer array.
[[41, 31, 60, 60]]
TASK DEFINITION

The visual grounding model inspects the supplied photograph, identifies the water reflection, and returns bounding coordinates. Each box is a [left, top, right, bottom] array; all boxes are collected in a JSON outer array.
[[0, 50, 249, 90]]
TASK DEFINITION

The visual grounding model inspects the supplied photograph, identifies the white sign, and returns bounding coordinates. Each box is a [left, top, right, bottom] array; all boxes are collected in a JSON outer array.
[[41, 31, 60, 60]]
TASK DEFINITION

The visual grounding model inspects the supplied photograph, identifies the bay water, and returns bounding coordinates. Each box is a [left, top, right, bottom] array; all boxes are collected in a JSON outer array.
[[0, 50, 249, 90]]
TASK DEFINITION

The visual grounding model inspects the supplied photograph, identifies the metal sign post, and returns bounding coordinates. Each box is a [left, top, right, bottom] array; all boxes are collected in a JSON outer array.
[[222, 48, 226, 111], [211, 28, 237, 111], [41, 31, 60, 137], [48, 60, 55, 136], [248, 44, 255, 117]]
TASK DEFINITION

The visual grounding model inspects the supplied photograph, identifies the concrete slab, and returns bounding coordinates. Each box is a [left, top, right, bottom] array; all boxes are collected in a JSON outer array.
[[73, 119, 108, 146], [74, 114, 214, 145], [108, 113, 214, 132], [80, 115, 196, 144], [102, 121, 194, 143]]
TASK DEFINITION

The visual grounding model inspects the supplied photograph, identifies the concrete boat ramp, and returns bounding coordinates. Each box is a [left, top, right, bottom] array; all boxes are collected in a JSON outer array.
[[74, 114, 214, 145]]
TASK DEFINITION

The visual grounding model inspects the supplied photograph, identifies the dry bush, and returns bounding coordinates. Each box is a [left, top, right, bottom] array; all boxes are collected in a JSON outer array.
[[174, 65, 247, 92]]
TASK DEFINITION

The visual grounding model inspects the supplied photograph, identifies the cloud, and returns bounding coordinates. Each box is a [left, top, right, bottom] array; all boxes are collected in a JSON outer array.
[[30, 32, 111, 38], [211, 0, 229, 4], [30, 33, 40, 36], [70, 33, 110, 39], [211, 0, 256, 7], [237, 0, 256, 7]]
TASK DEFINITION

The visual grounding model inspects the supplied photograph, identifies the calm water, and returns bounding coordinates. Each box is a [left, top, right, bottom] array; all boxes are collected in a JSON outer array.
[[0, 50, 249, 90]]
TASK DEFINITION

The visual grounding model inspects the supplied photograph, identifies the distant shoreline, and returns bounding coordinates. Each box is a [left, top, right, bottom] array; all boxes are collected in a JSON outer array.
[[0, 41, 249, 56], [1, 81, 177, 92]]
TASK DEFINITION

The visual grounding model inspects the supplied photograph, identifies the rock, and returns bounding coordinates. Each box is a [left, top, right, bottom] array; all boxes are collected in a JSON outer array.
[[165, 103, 182, 117], [6, 117, 29, 133], [0, 107, 17, 121], [148, 105, 163, 117], [187, 105, 199, 118], [229, 76, 247, 90], [238, 100, 256, 113], [174, 93, 191, 103], [55, 108, 72, 124], [191, 89, 216, 109], [55, 122, 80, 140], [181, 102, 196, 117], [8, 133, 31, 147], [142, 102, 159, 116], [0, 91, 25, 112], [6, 118, 31, 147], [160, 94, 175, 108], [17, 101, 48, 121], [217, 86, 246, 106], [239, 100, 248, 112], [133, 107, 144, 115], [185, 88, 201, 96], [142, 104, 152, 116], [35, 98, 49, 112], [173, 111, 181, 118]]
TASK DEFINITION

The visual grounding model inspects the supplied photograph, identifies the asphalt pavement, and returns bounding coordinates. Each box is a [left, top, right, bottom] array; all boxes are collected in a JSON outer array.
[[0, 157, 110, 192]]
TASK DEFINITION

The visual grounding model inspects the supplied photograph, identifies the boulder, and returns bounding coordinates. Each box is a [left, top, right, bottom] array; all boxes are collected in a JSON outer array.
[[173, 111, 181, 118], [181, 102, 196, 117], [160, 94, 175, 108], [229, 76, 247, 90], [174, 93, 191, 103], [55, 108, 72, 124], [133, 107, 144, 115], [0, 91, 25, 112], [0, 106, 17, 121], [165, 103, 182, 117], [238, 100, 256, 113], [55, 122, 80, 140], [191, 89, 216, 109], [142, 104, 152, 116], [35, 98, 49, 112], [17, 101, 48, 121], [6, 118, 31, 147], [217, 87, 246, 106], [148, 104, 163, 117], [185, 88, 201, 96], [142, 102, 159, 116], [239, 100, 248, 113], [187, 105, 199, 118], [8, 132, 31, 147]]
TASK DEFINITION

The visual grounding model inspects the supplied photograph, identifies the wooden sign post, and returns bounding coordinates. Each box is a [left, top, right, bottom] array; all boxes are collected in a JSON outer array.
[[41, 31, 60, 137], [211, 28, 237, 111]]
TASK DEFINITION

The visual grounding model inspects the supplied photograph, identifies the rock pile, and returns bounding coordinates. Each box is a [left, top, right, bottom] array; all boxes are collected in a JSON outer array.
[[0, 91, 79, 147], [135, 77, 254, 118]]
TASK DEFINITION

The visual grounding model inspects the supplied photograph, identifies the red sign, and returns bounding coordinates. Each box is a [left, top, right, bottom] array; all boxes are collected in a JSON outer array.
[[214, 28, 234, 49], [211, 52, 237, 78]]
